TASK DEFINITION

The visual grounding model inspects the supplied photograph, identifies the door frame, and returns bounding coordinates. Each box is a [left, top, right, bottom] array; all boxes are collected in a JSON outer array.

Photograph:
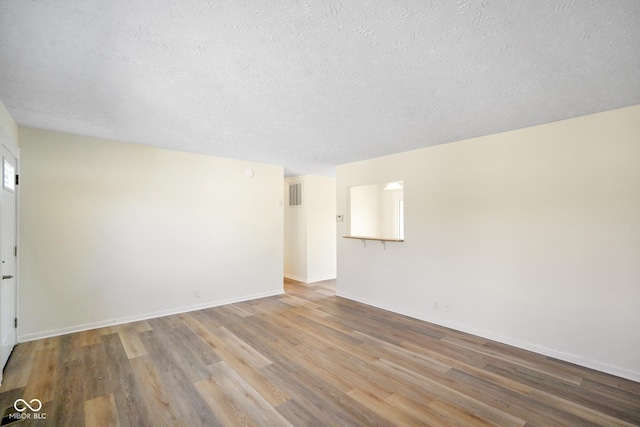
[[0, 140, 19, 383]]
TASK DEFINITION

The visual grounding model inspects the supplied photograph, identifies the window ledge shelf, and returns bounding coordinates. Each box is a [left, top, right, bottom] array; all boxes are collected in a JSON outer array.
[[343, 236, 404, 242], [343, 236, 404, 249]]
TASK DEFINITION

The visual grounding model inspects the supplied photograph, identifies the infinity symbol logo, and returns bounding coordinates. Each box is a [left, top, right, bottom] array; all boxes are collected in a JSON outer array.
[[14, 398, 42, 412]]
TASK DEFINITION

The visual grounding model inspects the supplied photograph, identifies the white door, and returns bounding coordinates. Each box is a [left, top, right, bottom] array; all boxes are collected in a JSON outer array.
[[0, 145, 18, 378]]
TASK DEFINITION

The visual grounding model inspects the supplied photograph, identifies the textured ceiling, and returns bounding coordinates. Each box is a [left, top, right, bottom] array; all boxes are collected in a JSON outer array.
[[1, 1, 639, 176]]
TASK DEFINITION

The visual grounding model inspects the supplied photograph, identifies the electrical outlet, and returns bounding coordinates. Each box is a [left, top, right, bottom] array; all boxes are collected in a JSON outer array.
[[336, 214, 344, 222], [442, 304, 450, 312], [433, 301, 439, 310], [194, 289, 201, 298]]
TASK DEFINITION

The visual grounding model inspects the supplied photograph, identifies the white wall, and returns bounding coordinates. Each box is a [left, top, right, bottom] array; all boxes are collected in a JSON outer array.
[[18, 128, 284, 340], [349, 183, 403, 239], [349, 184, 381, 237], [305, 175, 337, 282], [284, 177, 307, 281], [336, 105, 640, 381], [284, 175, 336, 283], [0, 99, 19, 371], [0, 99, 18, 153]]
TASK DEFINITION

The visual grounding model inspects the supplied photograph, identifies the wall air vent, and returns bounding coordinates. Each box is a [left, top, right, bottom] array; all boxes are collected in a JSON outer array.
[[288, 182, 303, 207]]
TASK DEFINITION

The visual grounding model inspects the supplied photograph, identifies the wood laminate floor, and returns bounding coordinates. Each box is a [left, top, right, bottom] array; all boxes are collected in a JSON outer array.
[[1, 279, 638, 426]]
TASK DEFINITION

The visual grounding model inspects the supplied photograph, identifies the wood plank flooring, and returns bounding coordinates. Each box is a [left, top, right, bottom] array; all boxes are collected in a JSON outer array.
[[1, 278, 639, 426]]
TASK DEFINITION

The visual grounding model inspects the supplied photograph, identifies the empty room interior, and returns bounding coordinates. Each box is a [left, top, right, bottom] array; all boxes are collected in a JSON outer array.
[[0, 1, 639, 426]]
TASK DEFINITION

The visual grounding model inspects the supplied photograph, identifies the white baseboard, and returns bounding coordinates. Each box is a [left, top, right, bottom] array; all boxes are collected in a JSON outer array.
[[306, 275, 337, 283], [18, 289, 284, 343], [284, 273, 306, 283], [284, 273, 336, 284], [336, 290, 640, 383]]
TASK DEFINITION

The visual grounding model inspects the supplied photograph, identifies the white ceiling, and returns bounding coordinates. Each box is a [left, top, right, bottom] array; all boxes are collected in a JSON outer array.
[[1, 1, 638, 176]]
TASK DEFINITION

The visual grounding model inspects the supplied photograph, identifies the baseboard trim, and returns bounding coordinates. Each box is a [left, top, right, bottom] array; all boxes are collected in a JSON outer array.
[[336, 290, 640, 383], [306, 275, 337, 283], [284, 273, 306, 283], [18, 289, 284, 343], [284, 273, 336, 284]]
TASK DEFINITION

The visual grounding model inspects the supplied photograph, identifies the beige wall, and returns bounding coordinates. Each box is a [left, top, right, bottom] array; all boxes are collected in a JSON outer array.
[[337, 105, 640, 381], [284, 175, 336, 283], [19, 128, 284, 340]]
